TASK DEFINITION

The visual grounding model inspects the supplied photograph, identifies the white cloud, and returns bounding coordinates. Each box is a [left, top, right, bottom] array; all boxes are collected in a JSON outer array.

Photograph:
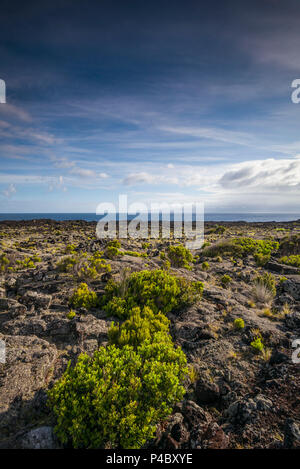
[[2, 183, 16, 198]]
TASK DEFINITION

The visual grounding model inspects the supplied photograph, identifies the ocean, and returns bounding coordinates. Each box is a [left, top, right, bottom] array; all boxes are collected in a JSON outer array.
[[0, 213, 299, 222]]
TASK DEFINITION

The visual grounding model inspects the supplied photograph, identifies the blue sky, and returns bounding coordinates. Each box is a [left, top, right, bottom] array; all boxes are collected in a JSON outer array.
[[1, 0, 300, 213]]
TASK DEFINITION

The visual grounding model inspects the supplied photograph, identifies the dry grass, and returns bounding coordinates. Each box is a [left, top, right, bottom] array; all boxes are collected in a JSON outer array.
[[251, 282, 274, 305]]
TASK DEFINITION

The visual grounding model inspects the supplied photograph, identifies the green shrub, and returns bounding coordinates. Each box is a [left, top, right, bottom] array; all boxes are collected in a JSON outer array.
[[65, 244, 76, 254], [250, 337, 264, 353], [203, 237, 279, 259], [108, 306, 170, 349], [57, 252, 110, 279], [201, 261, 210, 271], [234, 318, 245, 330], [254, 272, 276, 297], [0, 253, 10, 272], [16, 257, 36, 269], [105, 245, 123, 259], [102, 269, 203, 319], [221, 274, 232, 288], [254, 252, 270, 267], [123, 250, 148, 258], [69, 283, 99, 309], [48, 342, 187, 449], [167, 244, 194, 269], [67, 310, 76, 319], [57, 254, 80, 273], [279, 254, 300, 268], [106, 239, 121, 248]]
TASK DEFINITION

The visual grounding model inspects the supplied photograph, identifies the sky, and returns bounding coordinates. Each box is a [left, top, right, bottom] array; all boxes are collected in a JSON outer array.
[[1, 0, 300, 213]]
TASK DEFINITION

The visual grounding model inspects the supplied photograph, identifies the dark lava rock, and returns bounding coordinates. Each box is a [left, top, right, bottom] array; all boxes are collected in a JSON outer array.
[[283, 418, 300, 449], [195, 379, 220, 405]]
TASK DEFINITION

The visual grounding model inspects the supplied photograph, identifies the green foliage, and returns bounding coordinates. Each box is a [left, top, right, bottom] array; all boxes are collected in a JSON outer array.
[[69, 283, 99, 310], [0, 253, 10, 272], [48, 340, 187, 449], [57, 254, 78, 272], [279, 234, 300, 256], [108, 306, 170, 349], [279, 276, 288, 284], [203, 237, 279, 259], [106, 245, 123, 259], [250, 337, 264, 353], [210, 225, 226, 234], [234, 318, 245, 330], [65, 244, 76, 254], [123, 250, 148, 258], [142, 242, 151, 249], [102, 269, 203, 319], [201, 261, 210, 271], [254, 272, 276, 297], [279, 254, 300, 268], [106, 239, 121, 249], [254, 252, 270, 267], [16, 256, 36, 269], [221, 274, 232, 288], [167, 244, 194, 269], [57, 252, 111, 279], [67, 310, 76, 319]]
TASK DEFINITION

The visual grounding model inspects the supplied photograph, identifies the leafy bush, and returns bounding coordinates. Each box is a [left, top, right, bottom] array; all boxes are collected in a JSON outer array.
[[123, 250, 148, 258], [102, 269, 203, 319], [250, 337, 264, 353], [57, 252, 111, 279], [167, 244, 194, 269], [108, 306, 170, 349], [67, 310, 76, 319], [201, 261, 210, 271], [106, 239, 121, 249], [0, 253, 10, 272], [210, 225, 226, 234], [279, 254, 300, 268], [279, 234, 300, 256], [69, 283, 99, 309], [105, 245, 123, 259], [65, 244, 76, 254], [234, 318, 245, 330], [221, 274, 232, 288], [48, 341, 187, 449], [16, 257, 36, 269], [254, 252, 270, 267], [203, 237, 279, 259]]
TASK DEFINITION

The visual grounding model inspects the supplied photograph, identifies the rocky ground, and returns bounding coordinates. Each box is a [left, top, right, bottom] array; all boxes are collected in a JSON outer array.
[[0, 219, 299, 449]]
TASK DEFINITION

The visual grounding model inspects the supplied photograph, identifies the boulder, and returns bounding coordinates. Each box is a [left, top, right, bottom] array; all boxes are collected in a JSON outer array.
[[21, 291, 52, 310]]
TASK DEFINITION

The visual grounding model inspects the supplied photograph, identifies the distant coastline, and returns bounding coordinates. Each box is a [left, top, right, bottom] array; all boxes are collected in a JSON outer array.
[[0, 213, 299, 223]]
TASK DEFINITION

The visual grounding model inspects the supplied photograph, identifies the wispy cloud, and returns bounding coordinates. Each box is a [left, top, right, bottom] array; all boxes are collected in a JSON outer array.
[[2, 183, 16, 198]]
